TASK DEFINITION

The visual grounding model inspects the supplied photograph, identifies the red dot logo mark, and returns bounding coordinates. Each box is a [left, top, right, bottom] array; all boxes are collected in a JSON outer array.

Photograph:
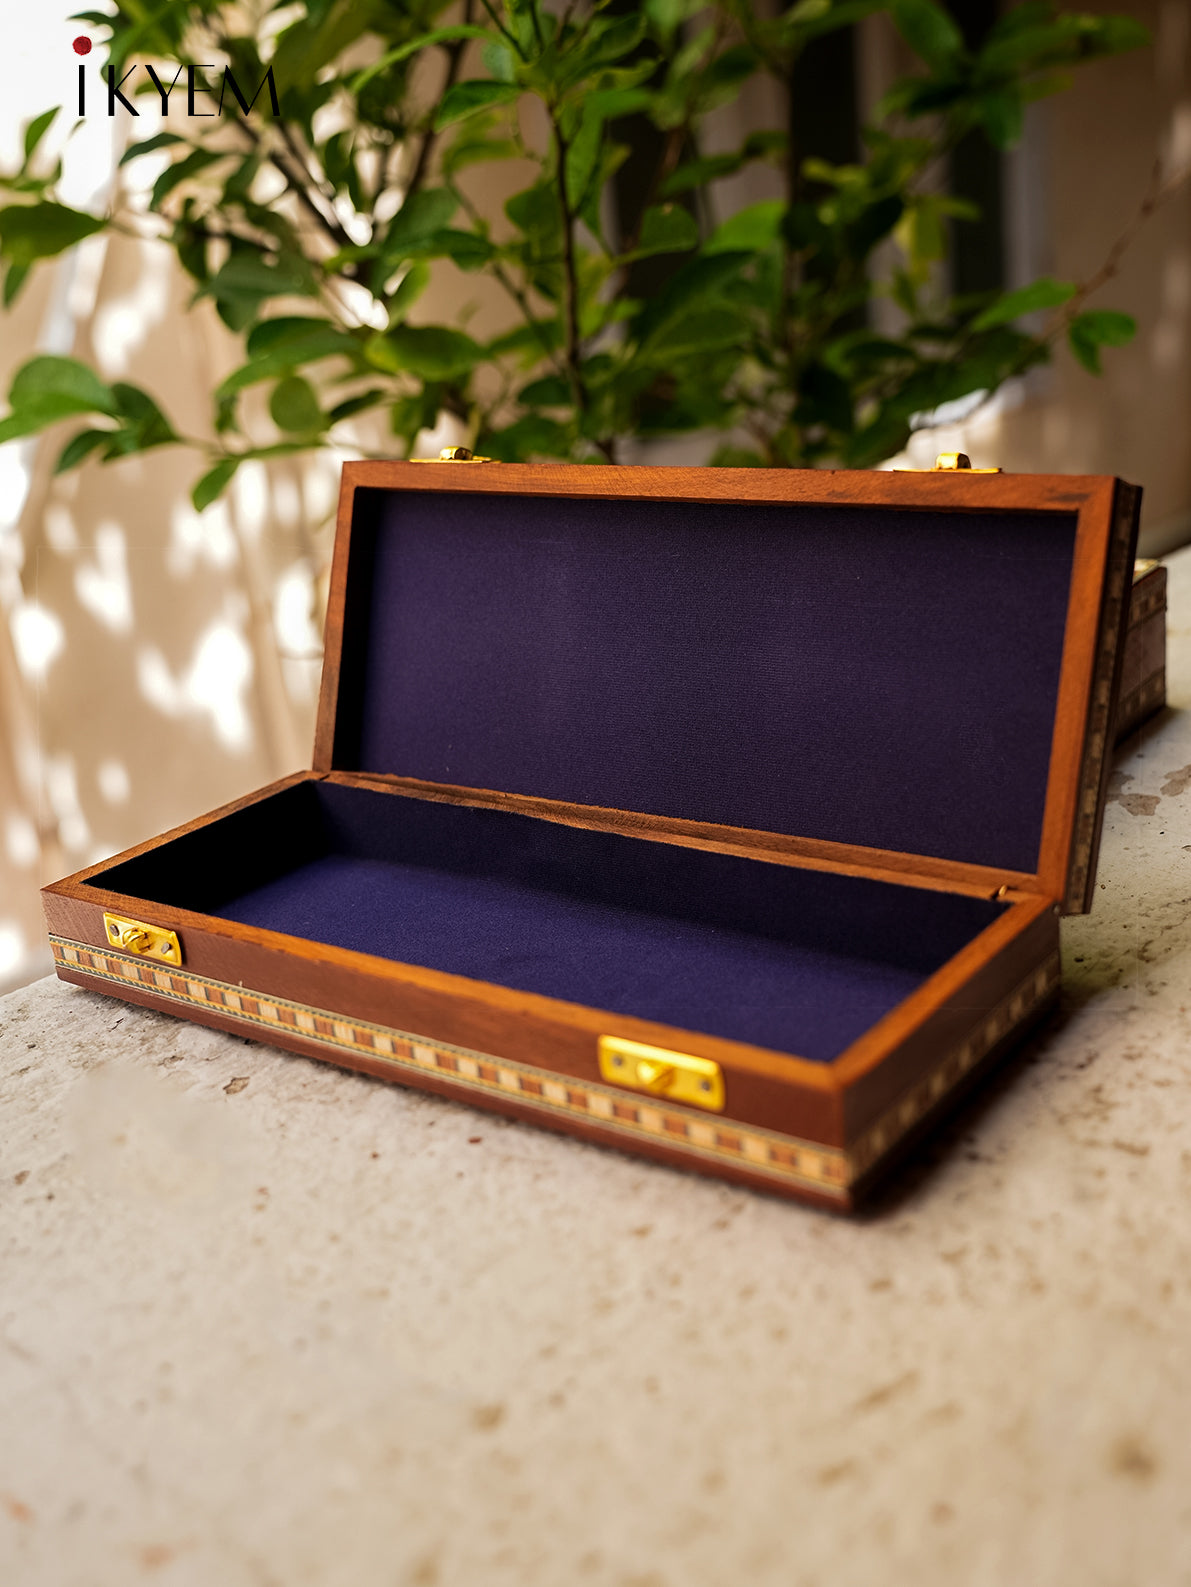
[[72, 36, 92, 56]]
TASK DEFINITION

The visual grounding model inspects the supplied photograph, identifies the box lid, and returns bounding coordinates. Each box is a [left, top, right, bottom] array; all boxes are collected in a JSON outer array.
[[315, 463, 1140, 915]]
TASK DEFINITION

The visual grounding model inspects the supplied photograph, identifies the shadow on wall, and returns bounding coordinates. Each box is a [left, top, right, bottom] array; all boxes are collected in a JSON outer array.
[[0, 219, 337, 994]]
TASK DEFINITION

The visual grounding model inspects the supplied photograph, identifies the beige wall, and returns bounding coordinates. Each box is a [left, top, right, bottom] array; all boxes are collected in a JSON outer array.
[[890, 0, 1191, 554]]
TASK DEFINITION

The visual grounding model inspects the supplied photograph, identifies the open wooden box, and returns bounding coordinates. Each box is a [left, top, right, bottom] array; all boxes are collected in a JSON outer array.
[[42, 463, 1139, 1210]]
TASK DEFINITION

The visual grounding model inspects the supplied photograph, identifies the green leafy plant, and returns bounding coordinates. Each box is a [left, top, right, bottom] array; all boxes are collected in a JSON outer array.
[[0, 0, 1150, 497]]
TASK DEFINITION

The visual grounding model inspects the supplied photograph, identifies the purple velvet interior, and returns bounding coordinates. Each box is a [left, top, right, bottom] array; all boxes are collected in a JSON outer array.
[[96, 781, 1003, 1061], [333, 489, 1077, 874]]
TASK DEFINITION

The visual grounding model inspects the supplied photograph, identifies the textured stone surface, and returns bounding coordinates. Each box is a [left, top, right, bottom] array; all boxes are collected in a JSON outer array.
[[2, 547, 1189, 1587]]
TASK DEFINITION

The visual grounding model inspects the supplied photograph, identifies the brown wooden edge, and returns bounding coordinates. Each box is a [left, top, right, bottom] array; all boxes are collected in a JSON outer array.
[[327, 770, 1036, 902], [1114, 561, 1167, 745], [1062, 480, 1142, 912], [834, 893, 1058, 1138]]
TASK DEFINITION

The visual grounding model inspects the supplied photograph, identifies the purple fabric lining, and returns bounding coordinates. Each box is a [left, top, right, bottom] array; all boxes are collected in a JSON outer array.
[[96, 780, 1003, 1061], [338, 489, 1076, 874]]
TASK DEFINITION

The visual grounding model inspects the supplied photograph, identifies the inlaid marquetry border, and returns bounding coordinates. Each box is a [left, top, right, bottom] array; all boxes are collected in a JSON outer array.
[[50, 938, 1060, 1202], [847, 950, 1061, 1181], [1065, 484, 1139, 914]]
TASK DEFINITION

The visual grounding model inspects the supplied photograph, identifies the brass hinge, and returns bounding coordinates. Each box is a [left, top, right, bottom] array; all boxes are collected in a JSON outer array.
[[102, 912, 182, 965], [598, 1035, 724, 1112], [899, 451, 1002, 474], [411, 446, 495, 463]]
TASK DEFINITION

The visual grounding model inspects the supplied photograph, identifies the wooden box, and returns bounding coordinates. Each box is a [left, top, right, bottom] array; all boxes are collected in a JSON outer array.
[[42, 464, 1140, 1211], [1115, 560, 1167, 743]]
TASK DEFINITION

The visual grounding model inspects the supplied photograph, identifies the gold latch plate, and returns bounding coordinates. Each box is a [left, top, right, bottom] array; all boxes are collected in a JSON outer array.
[[102, 913, 182, 965], [410, 446, 494, 462], [598, 1035, 724, 1112], [897, 451, 1002, 474]]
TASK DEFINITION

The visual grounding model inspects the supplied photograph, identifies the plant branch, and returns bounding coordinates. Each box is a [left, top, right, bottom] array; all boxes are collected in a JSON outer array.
[[452, 182, 571, 382], [1046, 156, 1191, 334], [233, 117, 355, 254], [405, 0, 476, 201], [550, 113, 588, 421], [477, 0, 525, 59]]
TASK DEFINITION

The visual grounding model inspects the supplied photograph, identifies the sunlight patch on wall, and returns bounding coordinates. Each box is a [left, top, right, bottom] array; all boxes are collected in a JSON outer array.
[[75, 522, 134, 634], [5, 812, 39, 870], [1150, 251, 1191, 371], [0, 443, 33, 543], [168, 496, 238, 577], [97, 759, 131, 806], [45, 502, 80, 555], [0, 924, 25, 980], [91, 243, 173, 379], [272, 473, 302, 530], [302, 454, 341, 529], [45, 752, 91, 856], [233, 461, 269, 543], [10, 601, 64, 681], [137, 615, 255, 753]]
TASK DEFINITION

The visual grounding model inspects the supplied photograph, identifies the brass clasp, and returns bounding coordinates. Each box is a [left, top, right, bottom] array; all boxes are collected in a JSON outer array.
[[102, 913, 182, 965], [897, 452, 1002, 474], [598, 1036, 724, 1111]]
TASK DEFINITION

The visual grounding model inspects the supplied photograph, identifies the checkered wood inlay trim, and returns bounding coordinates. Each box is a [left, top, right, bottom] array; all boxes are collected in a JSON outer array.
[[847, 951, 1061, 1180], [50, 938, 1061, 1200], [1065, 485, 1139, 914]]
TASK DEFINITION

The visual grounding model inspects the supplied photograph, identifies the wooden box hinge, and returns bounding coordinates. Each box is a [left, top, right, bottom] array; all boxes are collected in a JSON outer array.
[[898, 452, 1002, 474]]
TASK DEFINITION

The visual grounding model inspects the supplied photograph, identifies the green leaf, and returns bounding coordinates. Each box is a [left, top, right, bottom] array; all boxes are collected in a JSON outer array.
[[647, 307, 751, 356], [848, 194, 904, 256], [971, 276, 1076, 330], [565, 106, 604, 212], [217, 326, 357, 397], [246, 316, 339, 356], [704, 200, 785, 255], [23, 108, 59, 166], [626, 203, 699, 260], [518, 374, 571, 407], [327, 389, 386, 424], [1068, 309, 1136, 373], [891, 0, 965, 69], [10, 355, 118, 417], [119, 131, 184, 166], [432, 229, 495, 271], [200, 251, 316, 307], [506, 181, 558, 238], [2, 261, 30, 307], [54, 427, 115, 473], [351, 25, 494, 92], [365, 325, 482, 381], [110, 382, 176, 441], [380, 188, 458, 262], [0, 202, 105, 266], [192, 458, 240, 512], [387, 261, 431, 323], [151, 148, 224, 210], [433, 81, 520, 132], [976, 90, 1023, 149], [270, 374, 323, 433]]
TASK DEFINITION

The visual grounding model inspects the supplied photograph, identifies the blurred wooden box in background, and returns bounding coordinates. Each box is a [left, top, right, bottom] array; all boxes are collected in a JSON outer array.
[[1116, 561, 1167, 744]]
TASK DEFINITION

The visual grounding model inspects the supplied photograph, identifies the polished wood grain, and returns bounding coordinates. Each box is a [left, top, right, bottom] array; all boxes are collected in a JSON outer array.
[[328, 771, 1038, 901]]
